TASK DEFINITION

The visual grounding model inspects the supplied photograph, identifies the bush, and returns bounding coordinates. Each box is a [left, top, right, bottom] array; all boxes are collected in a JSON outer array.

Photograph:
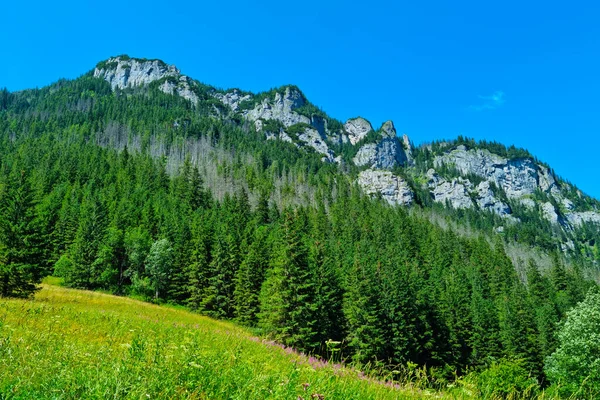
[[545, 288, 600, 398], [53, 254, 74, 279], [471, 359, 539, 399]]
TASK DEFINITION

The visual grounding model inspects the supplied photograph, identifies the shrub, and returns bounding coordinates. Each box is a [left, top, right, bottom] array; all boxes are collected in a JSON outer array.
[[545, 288, 600, 398], [471, 359, 539, 399]]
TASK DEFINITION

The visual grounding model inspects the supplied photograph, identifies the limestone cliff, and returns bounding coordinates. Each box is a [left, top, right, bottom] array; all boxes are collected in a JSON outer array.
[[94, 56, 199, 105]]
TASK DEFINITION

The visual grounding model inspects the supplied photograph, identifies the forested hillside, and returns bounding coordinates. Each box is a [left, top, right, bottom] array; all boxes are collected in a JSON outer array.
[[1, 56, 599, 398]]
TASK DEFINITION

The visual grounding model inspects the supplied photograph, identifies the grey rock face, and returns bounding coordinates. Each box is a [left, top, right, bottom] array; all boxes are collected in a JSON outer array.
[[158, 76, 199, 105], [427, 169, 473, 209], [353, 144, 377, 167], [357, 169, 413, 205], [475, 181, 511, 215], [402, 134, 413, 163], [538, 165, 559, 194], [565, 211, 600, 226], [353, 138, 407, 169], [435, 147, 556, 199], [297, 128, 335, 162], [214, 90, 252, 112], [94, 57, 199, 104], [245, 87, 310, 130], [94, 57, 178, 89], [327, 131, 349, 146], [520, 198, 536, 209], [265, 129, 294, 144], [541, 202, 560, 224], [562, 198, 575, 211], [344, 117, 373, 145], [380, 120, 396, 138], [352, 121, 407, 169]]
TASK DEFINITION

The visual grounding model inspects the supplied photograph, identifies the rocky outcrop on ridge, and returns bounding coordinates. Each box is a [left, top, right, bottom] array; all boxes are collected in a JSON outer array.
[[434, 145, 600, 226], [475, 181, 511, 215], [352, 121, 408, 169], [358, 169, 413, 205], [91, 56, 600, 233], [541, 202, 560, 224], [434, 146, 551, 199], [94, 57, 199, 104], [297, 127, 336, 162], [214, 90, 252, 112], [245, 87, 311, 130], [344, 117, 373, 145], [427, 169, 473, 209], [426, 169, 513, 217], [566, 211, 600, 226]]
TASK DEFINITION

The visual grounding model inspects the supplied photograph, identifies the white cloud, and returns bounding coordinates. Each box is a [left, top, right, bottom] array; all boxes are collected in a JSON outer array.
[[469, 91, 505, 111]]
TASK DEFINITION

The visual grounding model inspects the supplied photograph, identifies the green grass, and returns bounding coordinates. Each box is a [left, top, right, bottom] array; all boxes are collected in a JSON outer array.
[[0, 281, 470, 399]]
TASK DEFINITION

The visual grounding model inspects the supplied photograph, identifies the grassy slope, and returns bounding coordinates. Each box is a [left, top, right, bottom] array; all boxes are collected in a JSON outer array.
[[0, 281, 470, 400]]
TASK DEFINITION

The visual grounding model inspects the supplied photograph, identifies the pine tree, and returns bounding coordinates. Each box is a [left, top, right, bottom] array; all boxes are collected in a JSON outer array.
[[234, 225, 269, 326], [93, 226, 126, 292], [259, 209, 317, 351], [65, 187, 107, 289], [343, 250, 384, 364], [186, 211, 213, 310], [308, 239, 344, 354], [0, 170, 44, 297], [526, 260, 560, 361]]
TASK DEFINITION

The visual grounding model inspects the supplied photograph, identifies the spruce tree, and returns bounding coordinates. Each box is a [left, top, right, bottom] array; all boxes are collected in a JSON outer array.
[[0, 170, 44, 297]]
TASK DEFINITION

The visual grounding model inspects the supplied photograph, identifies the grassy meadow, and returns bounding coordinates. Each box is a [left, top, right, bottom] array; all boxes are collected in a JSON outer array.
[[0, 279, 471, 400]]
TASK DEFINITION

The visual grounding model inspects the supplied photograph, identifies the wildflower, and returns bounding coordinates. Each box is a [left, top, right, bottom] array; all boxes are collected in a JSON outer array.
[[302, 382, 310, 391]]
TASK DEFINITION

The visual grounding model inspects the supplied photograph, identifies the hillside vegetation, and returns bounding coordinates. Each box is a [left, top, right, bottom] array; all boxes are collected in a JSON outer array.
[[1, 56, 600, 398], [0, 281, 448, 400]]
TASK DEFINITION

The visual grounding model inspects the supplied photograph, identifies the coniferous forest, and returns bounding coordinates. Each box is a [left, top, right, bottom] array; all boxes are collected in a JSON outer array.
[[1, 64, 599, 398]]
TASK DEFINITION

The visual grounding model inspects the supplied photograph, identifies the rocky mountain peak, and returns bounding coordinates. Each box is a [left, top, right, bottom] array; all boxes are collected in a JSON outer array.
[[94, 55, 199, 105], [94, 56, 179, 90], [344, 117, 373, 145], [245, 87, 311, 129], [379, 120, 396, 138]]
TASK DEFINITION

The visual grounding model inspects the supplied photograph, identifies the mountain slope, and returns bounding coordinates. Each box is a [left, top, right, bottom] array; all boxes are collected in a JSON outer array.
[[86, 55, 600, 261], [0, 281, 437, 399], [1, 55, 599, 397]]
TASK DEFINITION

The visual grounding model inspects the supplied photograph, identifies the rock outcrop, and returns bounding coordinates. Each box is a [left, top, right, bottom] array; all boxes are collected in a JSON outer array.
[[402, 134, 413, 164], [352, 121, 408, 169], [426, 169, 513, 216], [214, 90, 252, 112], [565, 211, 600, 227], [94, 56, 199, 105], [245, 87, 310, 129], [297, 127, 335, 162], [541, 202, 560, 224], [427, 169, 473, 209], [358, 169, 413, 205], [158, 77, 199, 105], [435, 146, 557, 199], [475, 181, 511, 215], [344, 117, 373, 145]]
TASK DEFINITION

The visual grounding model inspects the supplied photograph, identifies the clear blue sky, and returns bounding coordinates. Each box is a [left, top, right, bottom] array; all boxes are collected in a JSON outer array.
[[2, 1, 599, 198]]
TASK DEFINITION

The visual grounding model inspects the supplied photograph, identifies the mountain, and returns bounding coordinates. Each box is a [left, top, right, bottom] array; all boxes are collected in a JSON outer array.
[[1, 55, 599, 397], [90, 56, 600, 257]]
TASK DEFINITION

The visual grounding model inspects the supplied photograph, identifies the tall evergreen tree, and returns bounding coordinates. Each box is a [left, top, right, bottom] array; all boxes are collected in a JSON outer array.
[[0, 170, 44, 297]]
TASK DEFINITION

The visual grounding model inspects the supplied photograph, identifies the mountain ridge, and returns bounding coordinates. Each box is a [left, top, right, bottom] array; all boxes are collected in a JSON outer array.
[[2, 54, 599, 262], [2, 53, 600, 396], [89, 55, 600, 231]]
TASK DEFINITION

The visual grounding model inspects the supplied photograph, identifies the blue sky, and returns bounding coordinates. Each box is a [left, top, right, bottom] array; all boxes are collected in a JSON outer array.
[[2, 1, 599, 198]]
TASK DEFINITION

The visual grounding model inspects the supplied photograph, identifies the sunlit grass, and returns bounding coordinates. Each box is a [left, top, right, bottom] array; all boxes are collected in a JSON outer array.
[[0, 282, 469, 399]]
